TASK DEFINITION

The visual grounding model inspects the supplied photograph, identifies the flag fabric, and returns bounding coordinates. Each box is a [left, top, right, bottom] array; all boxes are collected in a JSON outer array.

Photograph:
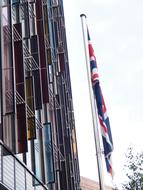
[[87, 29, 114, 176]]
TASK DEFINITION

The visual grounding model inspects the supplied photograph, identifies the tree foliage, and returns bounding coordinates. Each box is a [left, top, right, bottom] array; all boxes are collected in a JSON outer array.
[[122, 147, 143, 190]]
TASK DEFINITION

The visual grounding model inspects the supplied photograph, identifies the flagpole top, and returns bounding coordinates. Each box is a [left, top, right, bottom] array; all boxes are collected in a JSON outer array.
[[80, 14, 87, 18]]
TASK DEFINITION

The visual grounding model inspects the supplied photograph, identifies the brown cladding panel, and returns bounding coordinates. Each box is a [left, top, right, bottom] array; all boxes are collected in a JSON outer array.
[[37, 21, 44, 39], [59, 53, 65, 72], [30, 35, 42, 109], [13, 23, 25, 99], [17, 103, 28, 153], [14, 23, 27, 153], [16, 84, 25, 100], [59, 162, 68, 190], [41, 69, 49, 103], [37, 20, 47, 68], [36, 18, 49, 103], [35, 1, 43, 19], [30, 35, 39, 55], [14, 41, 24, 83], [39, 35, 47, 68], [33, 70, 42, 109]]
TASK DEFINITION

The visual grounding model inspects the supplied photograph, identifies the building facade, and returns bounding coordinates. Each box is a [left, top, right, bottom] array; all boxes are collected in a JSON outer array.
[[0, 0, 80, 189], [80, 177, 112, 190]]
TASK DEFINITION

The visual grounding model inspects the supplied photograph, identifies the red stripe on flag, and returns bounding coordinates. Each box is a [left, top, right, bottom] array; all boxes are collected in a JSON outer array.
[[99, 117, 108, 134]]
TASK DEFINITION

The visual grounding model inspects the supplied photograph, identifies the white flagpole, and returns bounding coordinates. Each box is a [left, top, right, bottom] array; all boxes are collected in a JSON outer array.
[[80, 14, 105, 190]]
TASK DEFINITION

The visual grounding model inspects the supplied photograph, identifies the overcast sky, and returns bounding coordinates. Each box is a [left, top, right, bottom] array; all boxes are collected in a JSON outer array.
[[63, 0, 143, 189]]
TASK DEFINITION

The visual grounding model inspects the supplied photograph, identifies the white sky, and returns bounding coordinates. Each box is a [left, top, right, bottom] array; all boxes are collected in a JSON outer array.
[[63, 0, 143, 189]]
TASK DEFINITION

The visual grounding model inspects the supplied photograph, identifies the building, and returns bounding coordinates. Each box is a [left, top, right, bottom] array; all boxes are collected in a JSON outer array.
[[0, 0, 80, 189], [80, 177, 113, 190]]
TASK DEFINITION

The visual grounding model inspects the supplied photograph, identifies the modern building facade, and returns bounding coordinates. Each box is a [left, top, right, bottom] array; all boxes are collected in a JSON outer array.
[[0, 0, 80, 189]]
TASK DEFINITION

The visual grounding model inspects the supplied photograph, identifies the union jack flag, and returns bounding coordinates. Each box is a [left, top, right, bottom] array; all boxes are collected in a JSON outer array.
[[87, 29, 113, 176]]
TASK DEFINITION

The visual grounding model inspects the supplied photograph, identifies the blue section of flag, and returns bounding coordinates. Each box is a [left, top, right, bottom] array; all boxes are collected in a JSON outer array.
[[93, 82, 113, 174]]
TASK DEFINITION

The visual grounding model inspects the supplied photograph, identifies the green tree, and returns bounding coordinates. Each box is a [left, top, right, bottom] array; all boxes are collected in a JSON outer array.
[[122, 147, 143, 190]]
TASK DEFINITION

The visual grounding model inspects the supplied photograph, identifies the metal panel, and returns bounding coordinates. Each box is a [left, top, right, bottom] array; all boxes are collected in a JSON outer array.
[[33, 139, 42, 185], [36, 1, 49, 104], [58, 52, 65, 72], [14, 23, 27, 153], [16, 103, 27, 153], [0, 3, 3, 140], [30, 35, 42, 110], [26, 77, 36, 140], [43, 123, 55, 184], [33, 70, 42, 110]]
